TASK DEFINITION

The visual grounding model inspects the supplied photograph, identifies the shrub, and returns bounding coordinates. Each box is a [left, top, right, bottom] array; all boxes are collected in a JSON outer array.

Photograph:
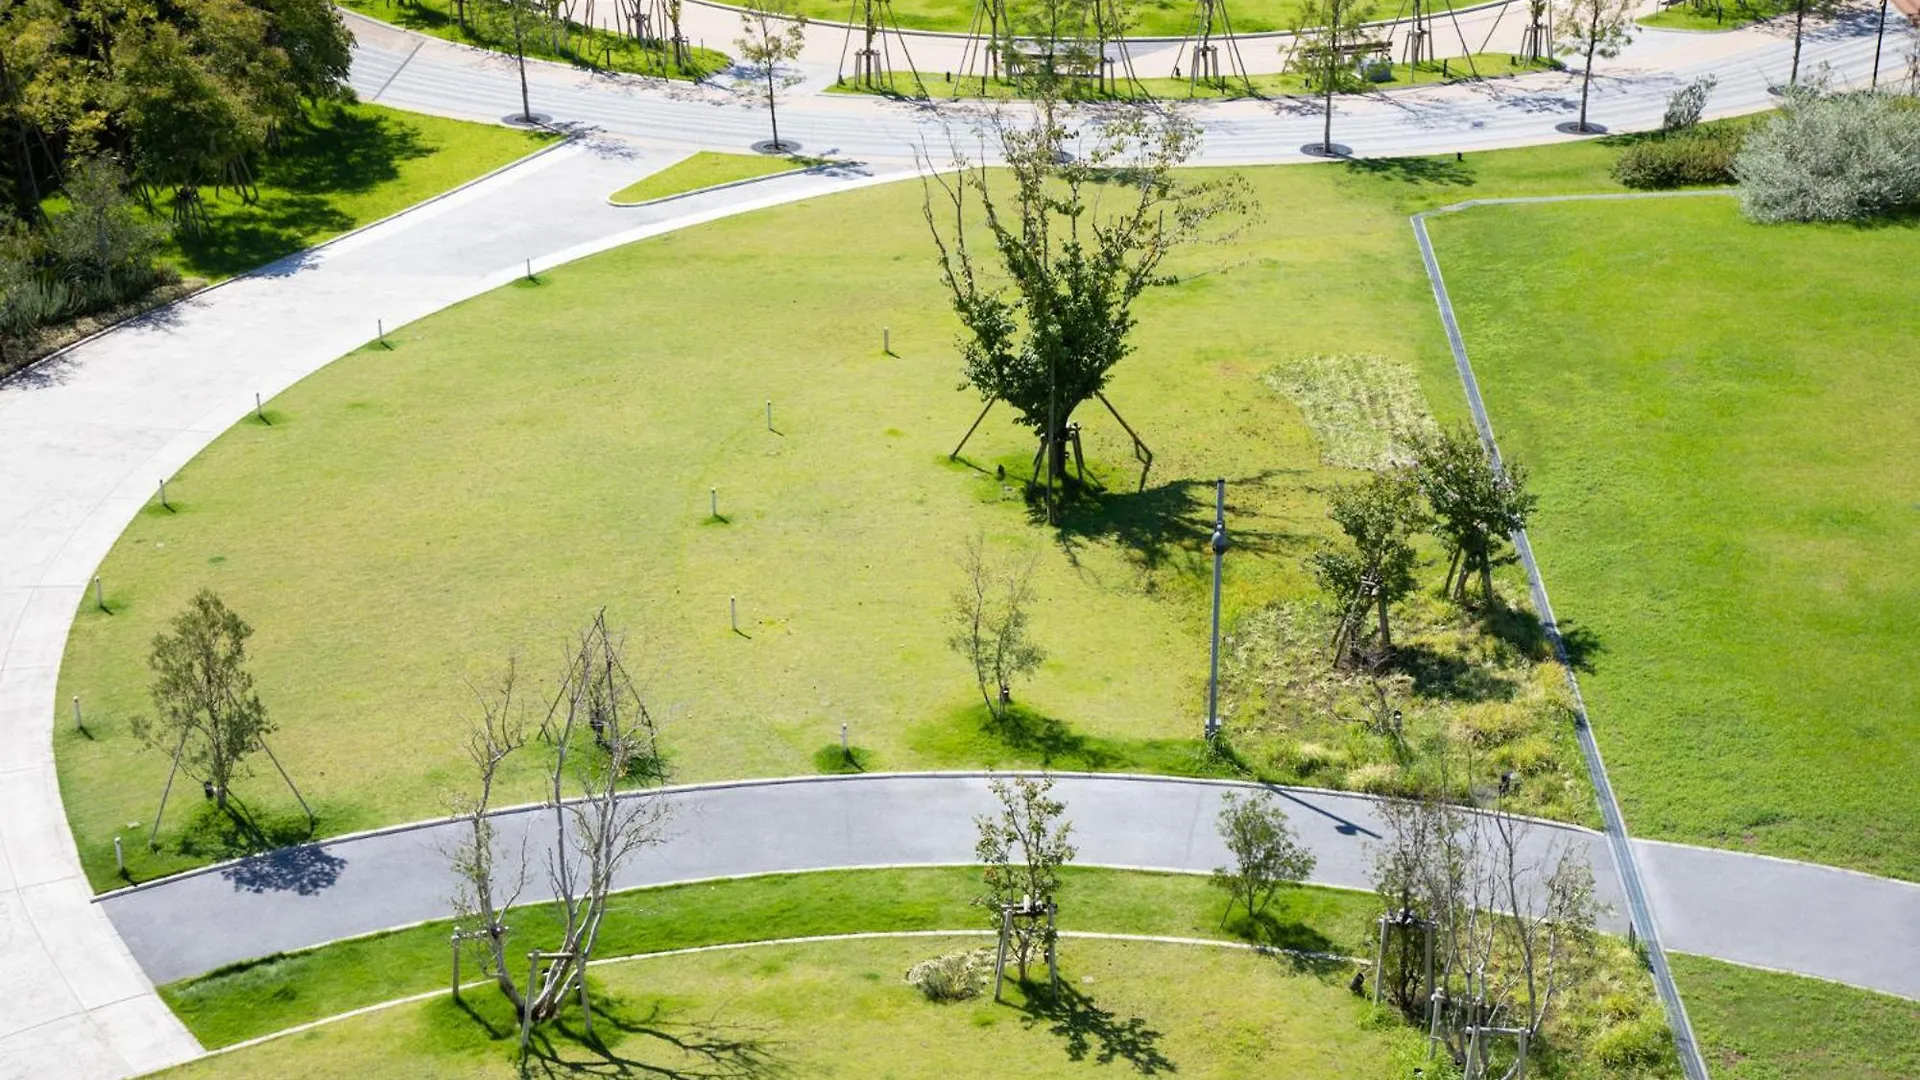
[[1663, 74, 1716, 132], [1734, 90, 1920, 222], [905, 948, 991, 1002], [1613, 128, 1741, 189], [44, 157, 167, 299]]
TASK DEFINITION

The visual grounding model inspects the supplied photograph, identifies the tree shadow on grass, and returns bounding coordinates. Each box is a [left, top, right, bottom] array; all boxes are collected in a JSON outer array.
[[1345, 154, 1476, 188], [261, 104, 434, 195], [1018, 983, 1176, 1075], [1048, 468, 1306, 575], [1479, 599, 1604, 675], [522, 996, 791, 1079], [1219, 907, 1343, 971]]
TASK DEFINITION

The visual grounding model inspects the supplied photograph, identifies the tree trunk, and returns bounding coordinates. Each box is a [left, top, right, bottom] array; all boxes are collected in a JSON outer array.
[[767, 65, 780, 148], [1479, 558, 1494, 607], [1790, 3, 1806, 84], [1579, 39, 1597, 130], [1376, 587, 1392, 649]]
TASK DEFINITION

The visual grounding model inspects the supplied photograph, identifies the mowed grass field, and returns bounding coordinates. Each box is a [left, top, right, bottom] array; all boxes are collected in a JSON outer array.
[[158, 936, 1431, 1079], [1424, 197, 1920, 880], [53, 141, 1643, 889]]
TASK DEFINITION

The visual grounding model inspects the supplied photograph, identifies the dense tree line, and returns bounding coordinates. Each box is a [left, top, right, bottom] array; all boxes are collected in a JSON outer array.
[[0, 0, 352, 224]]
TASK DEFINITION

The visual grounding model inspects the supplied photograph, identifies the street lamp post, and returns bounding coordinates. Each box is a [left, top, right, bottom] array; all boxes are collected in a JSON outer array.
[[1205, 478, 1228, 740]]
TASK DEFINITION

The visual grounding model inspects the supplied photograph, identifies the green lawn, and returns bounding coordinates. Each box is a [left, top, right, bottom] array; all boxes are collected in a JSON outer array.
[[162, 101, 554, 280], [609, 151, 825, 205], [54, 140, 1651, 889], [834, 54, 1555, 100], [1637, 1, 1763, 30], [339, 0, 729, 80], [1423, 197, 1920, 879], [161, 865, 1677, 1079], [1673, 954, 1920, 1080], [162, 867, 1378, 1048], [767, 0, 1468, 35], [160, 936, 1435, 1079], [56, 140, 1653, 888]]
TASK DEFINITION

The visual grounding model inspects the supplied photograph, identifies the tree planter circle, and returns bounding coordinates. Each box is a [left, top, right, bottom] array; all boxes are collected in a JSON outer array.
[[502, 113, 553, 128], [752, 139, 802, 154], [1554, 120, 1607, 135], [1300, 142, 1354, 158]]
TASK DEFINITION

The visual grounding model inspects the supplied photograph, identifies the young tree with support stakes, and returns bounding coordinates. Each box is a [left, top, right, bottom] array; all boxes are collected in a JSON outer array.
[[975, 773, 1076, 984], [135, 589, 312, 836], [1288, 0, 1376, 155], [1411, 424, 1536, 609], [1211, 791, 1315, 923], [949, 533, 1045, 720], [447, 612, 671, 1049], [1554, 0, 1633, 134], [1308, 470, 1424, 662], [735, 1, 809, 152], [922, 99, 1251, 524], [1771, 0, 1845, 86]]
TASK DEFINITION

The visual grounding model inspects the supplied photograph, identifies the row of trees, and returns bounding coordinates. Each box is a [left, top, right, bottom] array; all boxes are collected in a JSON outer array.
[[1309, 424, 1537, 663]]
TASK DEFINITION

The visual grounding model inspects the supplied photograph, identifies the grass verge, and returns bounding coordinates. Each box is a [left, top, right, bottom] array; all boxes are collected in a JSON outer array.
[[831, 54, 1556, 101], [609, 151, 824, 205], [754, 0, 1469, 35], [161, 100, 555, 281], [160, 936, 1436, 1078], [339, 0, 729, 80], [1673, 954, 1920, 1080], [1637, 2, 1763, 30], [1423, 195, 1920, 879], [158, 866, 1375, 1047]]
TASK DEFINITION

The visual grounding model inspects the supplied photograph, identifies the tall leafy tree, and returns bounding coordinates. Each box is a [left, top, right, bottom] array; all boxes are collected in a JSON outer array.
[[1211, 791, 1316, 923], [734, 0, 808, 152], [1411, 425, 1537, 607], [1310, 470, 1424, 659], [135, 589, 277, 812], [922, 99, 1250, 522]]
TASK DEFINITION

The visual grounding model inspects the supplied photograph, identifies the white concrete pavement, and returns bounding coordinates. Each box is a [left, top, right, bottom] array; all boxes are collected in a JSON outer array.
[[0, 137, 914, 1080]]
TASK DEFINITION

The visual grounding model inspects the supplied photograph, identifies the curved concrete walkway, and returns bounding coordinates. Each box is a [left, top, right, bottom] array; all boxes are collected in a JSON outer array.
[[92, 770, 1920, 1003]]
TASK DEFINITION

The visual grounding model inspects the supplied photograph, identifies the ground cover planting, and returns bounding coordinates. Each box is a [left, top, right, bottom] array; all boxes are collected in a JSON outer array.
[[1637, 0, 1764, 30], [55, 139, 1646, 890], [609, 151, 826, 204], [1422, 195, 1920, 880]]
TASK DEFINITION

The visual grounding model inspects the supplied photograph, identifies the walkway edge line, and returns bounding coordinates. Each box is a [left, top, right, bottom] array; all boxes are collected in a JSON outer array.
[[1, 129, 576, 392], [1411, 191, 1710, 1080], [157, 929, 1367, 1072]]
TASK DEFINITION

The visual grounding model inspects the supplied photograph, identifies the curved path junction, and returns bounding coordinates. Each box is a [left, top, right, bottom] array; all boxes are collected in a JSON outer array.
[[1, 5, 1916, 1078]]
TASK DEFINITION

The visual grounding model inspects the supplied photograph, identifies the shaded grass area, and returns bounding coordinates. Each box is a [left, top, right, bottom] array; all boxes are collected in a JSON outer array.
[[1673, 954, 1920, 1080], [831, 54, 1556, 101], [161, 100, 553, 281], [161, 866, 1377, 1048], [54, 138, 1641, 890], [609, 151, 822, 205], [1424, 197, 1920, 879], [340, 0, 729, 80], [161, 936, 1434, 1079]]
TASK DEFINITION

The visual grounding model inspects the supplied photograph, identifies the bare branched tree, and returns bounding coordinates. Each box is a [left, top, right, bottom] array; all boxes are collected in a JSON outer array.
[[949, 533, 1045, 719], [448, 612, 672, 1042]]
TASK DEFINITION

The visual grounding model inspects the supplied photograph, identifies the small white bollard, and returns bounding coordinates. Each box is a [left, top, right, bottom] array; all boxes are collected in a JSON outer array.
[[525, 258, 533, 281], [114, 836, 124, 877], [711, 487, 718, 518], [766, 400, 773, 431], [157, 478, 169, 510], [730, 595, 738, 633], [94, 576, 105, 612], [883, 326, 891, 353], [72, 695, 82, 731], [840, 722, 849, 755], [377, 319, 385, 344], [255, 392, 265, 423]]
